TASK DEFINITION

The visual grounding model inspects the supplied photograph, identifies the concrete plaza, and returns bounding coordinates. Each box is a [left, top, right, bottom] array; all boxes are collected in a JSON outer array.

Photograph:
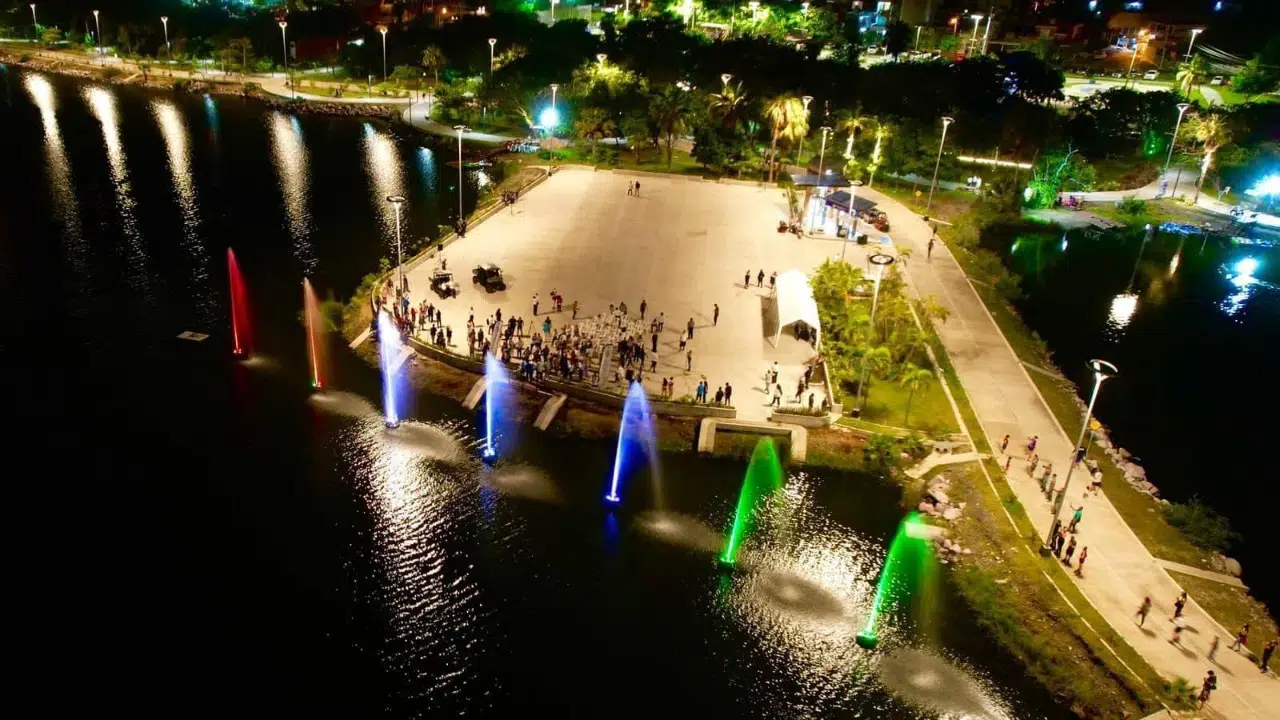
[[404, 168, 881, 420]]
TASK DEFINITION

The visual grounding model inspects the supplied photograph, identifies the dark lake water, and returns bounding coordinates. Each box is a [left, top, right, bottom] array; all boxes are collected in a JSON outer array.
[[991, 220, 1280, 610], [0, 67, 1069, 717]]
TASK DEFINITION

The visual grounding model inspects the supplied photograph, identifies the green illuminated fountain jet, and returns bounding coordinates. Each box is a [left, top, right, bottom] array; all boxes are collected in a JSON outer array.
[[719, 438, 784, 566], [857, 512, 934, 650]]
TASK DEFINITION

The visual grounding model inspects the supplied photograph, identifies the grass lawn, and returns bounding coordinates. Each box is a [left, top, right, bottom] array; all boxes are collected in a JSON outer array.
[[875, 177, 976, 223], [1090, 157, 1159, 192], [858, 374, 959, 437], [1166, 570, 1279, 661]]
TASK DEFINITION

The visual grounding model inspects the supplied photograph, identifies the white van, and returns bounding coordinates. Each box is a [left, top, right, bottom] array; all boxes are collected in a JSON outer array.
[[1143, 70, 1158, 80]]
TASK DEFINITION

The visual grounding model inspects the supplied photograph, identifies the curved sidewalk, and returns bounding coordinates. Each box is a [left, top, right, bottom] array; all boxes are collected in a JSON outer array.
[[864, 185, 1279, 718]]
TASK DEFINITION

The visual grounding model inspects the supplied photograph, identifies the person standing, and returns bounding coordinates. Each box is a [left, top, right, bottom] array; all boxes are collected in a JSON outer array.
[[1026, 434, 1038, 457], [687, 317, 695, 340], [634, 180, 640, 197], [1230, 623, 1249, 651], [1004, 455, 1013, 473], [808, 392, 815, 410], [1044, 474, 1057, 501], [640, 298, 647, 320], [724, 383, 733, 405], [757, 269, 765, 288], [1172, 592, 1187, 621], [772, 383, 782, 407], [572, 300, 579, 319], [651, 331, 659, 353], [1261, 639, 1276, 673], [1074, 546, 1088, 576], [685, 349, 692, 371], [627, 181, 634, 196], [744, 270, 751, 288], [658, 312, 665, 332], [769, 271, 777, 291], [679, 330, 687, 350], [1067, 505, 1084, 533], [1000, 434, 1010, 454], [715, 386, 724, 405], [713, 303, 720, 326], [1208, 635, 1221, 663], [1136, 596, 1152, 627], [533, 293, 540, 316], [1062, 536, 1077, 565]]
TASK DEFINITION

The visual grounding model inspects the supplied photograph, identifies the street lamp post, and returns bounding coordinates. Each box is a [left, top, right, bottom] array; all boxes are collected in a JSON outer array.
[[1126, 31, 1152, 88], [969, 14, 983, 49], [596, 53, 607, 69], [1045, 359, 1117, 548], [720, 73, 732, 89], [386, 195, 407, 291], [1186, 28, 1203, 61], [810, 126, 832, 234], [914, 25, 922, 51], [92, 10, 102, 64], [454, 125, 469, 236], [856, 253, 897, 411], [950, 16, 959, 35], [160, 16, 170, 58], [30, 4, 37, 35], [981, 13, 994, 55], [550, 0, 558, 23], [279, 21, 290, 99], [841, 181, 864, 263], [379, 27, 388, 81], [1163, 102, 1192, 183], [925, 116, 954, 215], [488, 38, 497, 76]]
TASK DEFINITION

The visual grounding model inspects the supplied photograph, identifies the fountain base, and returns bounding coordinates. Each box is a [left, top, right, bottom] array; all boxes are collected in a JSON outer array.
[[385, 419, 400, 430], [855, 631, 879, 650], [481, 446, 498, 465]]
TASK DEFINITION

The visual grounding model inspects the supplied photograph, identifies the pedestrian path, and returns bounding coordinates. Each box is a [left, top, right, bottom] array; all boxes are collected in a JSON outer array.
[[401, 103, 517, 143], [862, 184, 1280, 718]]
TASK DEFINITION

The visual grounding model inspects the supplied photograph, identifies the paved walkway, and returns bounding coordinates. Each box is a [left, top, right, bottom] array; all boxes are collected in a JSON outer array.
[[401, 103, 517, 143], [864, 185, 1280, 718]]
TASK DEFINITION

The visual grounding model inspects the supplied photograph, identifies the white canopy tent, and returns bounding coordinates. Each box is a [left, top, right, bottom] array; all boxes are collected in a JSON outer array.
[[773, 269, 821, 348]]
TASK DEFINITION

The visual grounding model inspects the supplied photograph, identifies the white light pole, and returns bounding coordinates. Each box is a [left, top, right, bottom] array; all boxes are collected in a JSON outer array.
[[925, 116, 954, 215], [969, 13, 983, 42], [1164, 102, 1191, 180], [279, 21, 290, 99], [1126, 31, 1152, 88], [387, 195, 407, 291], [981, 13, 993, 55], [720, 72, 732, 88], [810, 126, 832, 234], [30, 4, 37, 34], [551, 0, 558, 23], [1182, 27, 1203, 60], [915, 25, 922, 51], [379, 27, 388, 81], [856, 252, 896, 411], [1045, 359, 1117, 547], [596, 52, 607, 69], [549, 82, 559, 137], [160, 16, 170, 58], [488, 37, 497, 75], [454, 125, 468, 235], [92, 10, 102, 64]]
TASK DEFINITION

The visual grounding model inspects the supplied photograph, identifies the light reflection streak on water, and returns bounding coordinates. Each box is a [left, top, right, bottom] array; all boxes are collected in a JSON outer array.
[[1105, 293, 1138, 338], [85, 85, 151, 294], [362, 123, 405, 247], [203, 95, 220, 137], [342, 416, 491, 706], [268, 112, 316, 273], [153, 99, 214, 323], [1219, 270, 1274, 319], [25, 75, 83, 247]]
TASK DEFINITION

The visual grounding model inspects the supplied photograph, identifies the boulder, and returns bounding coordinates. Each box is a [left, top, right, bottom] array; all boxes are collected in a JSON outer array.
[[918, 501, 935, 514], [1222, 556, 1243, 578], [1118, 447, 1132, 460], [927, 487, 950, 505], [943, 507, 962, 521]]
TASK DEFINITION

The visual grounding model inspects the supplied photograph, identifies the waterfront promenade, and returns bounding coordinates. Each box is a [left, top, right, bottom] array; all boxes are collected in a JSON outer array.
[[868, 185, 1280, 718]]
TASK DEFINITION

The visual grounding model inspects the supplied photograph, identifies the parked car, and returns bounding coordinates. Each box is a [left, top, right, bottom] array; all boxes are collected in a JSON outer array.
[[1143, 70, 1159, 80], [472, 264, 506, 293], [1210, 75, 1224, 85], [430, 270, 458, 298]]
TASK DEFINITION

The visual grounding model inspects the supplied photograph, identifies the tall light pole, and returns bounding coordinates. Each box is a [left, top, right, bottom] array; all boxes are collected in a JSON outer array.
[[1182, 26, 1203, 60], [488, 38, 497, 75], [550, 0, 558, 23], [387, 195, 407, 291], [841, 181, 863, 263], [720, 73, 732, 89], [1045, 359, 1117, 548], [856, 253, 897, 411], [596, 52, 607, 69], [29, 4, 37, 35], [925, 116, 954, 215], [810, 126, 832, 234], [1126, 31, 1152, 88], [981, 13, 994, 55], [454, 125, 468, 236], [1164, 102, 1191, 181], [969, 13, 983, 50], [92, 9, 102, 64], [160, 16, 170, 58], [914, 25, 922, 51], [379, 26, 388, 81], [279, 21, 290, 99], [950, 16, 959, 35]]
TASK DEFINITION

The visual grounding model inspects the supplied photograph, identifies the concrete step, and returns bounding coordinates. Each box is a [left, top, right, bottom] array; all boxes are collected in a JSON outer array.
[[462, 378, 486, 410], [534, 393, 568, 431]]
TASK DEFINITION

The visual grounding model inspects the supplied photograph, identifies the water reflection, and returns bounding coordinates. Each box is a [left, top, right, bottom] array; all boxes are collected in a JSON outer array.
[[362, 122, 405, 248], [25, 74, 84, 250], [1106, 293, 1138, 335], [1220, 259, 1274, 319], [153, 99, 214, 323], [84, 85, 151, 294], [268, 111, 316, 272]]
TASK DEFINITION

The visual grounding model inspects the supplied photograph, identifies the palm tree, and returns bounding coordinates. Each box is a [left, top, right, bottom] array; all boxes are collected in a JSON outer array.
[[866, 122, 893, 187], [898, 363, 934, 427], [1176, 55, 1209, 97], [573, 106, 615, 157], [421, 45, 446, 86], [834, 110, 868, 161], [857, 345, 893, 411], [649, 86, 692, 168], [1186, 111, 1231, 203], [764, 95, 808, 182], [709, 81, 749, 129]]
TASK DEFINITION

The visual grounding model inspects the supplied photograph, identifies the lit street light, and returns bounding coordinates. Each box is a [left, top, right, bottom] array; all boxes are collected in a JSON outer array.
[[379, 26, 388, 81], [981, 13, 994, 55], [551, 0, 559, 22], [1126, 31, 1153, 88], [969, 14, 983, 42], [925, 116, 954, 215], [1045, 359, 1117, 548], [160, 16, 170, 58], [386, 195, 407, 291], [454, 125, 469, 236], [1182, 27, 1203, 60], [92, 10, 102, 64], [279, 21, 291, 99], [720, 73, 732, 88], [949, 16, 959, 35], [809, 126, 832, 234], [1164, 102, 1192, 182], [30, 4, 37, 34], [488, 37, 497, 76], [856, 253, 897, 411], [596, 53, 607, 69]]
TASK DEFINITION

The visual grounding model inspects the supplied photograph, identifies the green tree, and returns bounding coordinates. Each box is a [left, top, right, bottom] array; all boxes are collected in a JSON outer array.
[[898, 363, 933, 427], [1176, 55, 1208, 97], [1183, 111, 1232, 203], [573, 106, 615, 157], [858, 345, 893, 410], [421, 45, 446, 85], [884, 21, 910, 59], [764, 94, 808, 182], [709, 81, 750, 130], [227, 38, 253, 77], [1232, 57, 1280, 99], [41, 27, 62, 45], [648, 85, 691, 169]]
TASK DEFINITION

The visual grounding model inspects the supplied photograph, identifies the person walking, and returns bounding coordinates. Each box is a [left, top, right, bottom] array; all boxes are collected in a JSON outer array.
[[1062, 536, 1077, 565], [687, 317, 695, 340], [1028, 453, 1040, 475], [1004, 455, 1013, 473], [927, 235, 935, 261], [1000, 434, 1009, 454], [713, 303, 719, 326], [1172, 592, 1187, 621], [627, 181, 634, 196], [1198, 670, 1216, 707], [533, 293, 540, 316], [685, 349, 692, 371], [1067, 505, 1084, 533], [572, 300, 579, 319], [1074, 546, 1088, 576], [1208, 635, 1221, 663], [1044, 474, 1056, 501], [640, 298, 647, 320], [678, 330, 687, 350], [651, 331, 658, 353], [634, 181, 640, 197], [757, 269, 765, 288], [1136, 596, 1152, 626], [772, 383, 783, 407], [724, 382, 733, 406], [657, 312, 665, 332], [1026, 435, 1038, 458], [1170, 618, 1186, 645], [1261, 639, 1276, 673], [1230, 623, 1249, 651]]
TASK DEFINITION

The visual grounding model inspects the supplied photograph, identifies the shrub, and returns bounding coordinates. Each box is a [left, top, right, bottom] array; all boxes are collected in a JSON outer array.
[[100, 66, 123, 79], [863, 434, 898, 471], [900, 433, 927, 459], [242, 82, 261, 95], [1117, 196, 1146, 217], [1162, 497, 1239, 552], [776, 405, 826, 417]]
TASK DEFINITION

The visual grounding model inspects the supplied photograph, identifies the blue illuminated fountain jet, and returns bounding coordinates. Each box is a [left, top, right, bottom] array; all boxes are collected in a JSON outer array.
[[605, 382, 658, 505], [377, 311, 402, 429], [481, 353, 511, 463]]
